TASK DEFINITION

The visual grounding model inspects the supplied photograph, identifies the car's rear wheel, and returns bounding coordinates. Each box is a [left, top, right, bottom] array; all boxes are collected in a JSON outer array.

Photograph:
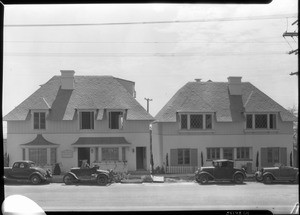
[[198, 174, 209, 185], [63, 174, 75, 185], [263, 175, 273, 184], [30, 175, 42, 185], [97, 175, 108, 186], [234, 174, 244, 184]]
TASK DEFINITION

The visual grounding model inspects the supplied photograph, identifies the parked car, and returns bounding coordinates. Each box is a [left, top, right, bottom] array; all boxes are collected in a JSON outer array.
[[195, 159, 246, 184], [63, 165, 114, 186], [255, 163, 299, 184], [4, 160, 52, 184]]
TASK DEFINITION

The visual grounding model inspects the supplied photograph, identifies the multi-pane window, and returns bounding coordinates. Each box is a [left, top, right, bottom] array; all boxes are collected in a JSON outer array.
[[22, 149, 26, 160], [122, 147, 126, 161], [80, 112, 94, 129], [178, 149, 190, 165], [267, 147, 279, 163], [109, 111, 124, 129], [102, 148, 119, 161], [237, 147, 250, 159], [29, 148, 47, 166], [207, 148, 220, 160], [246, 113, 276, 130], [223, 148, 234, 160], [181, 114, 188, 129], [34, 112, 46, 129], [180, 113, 213, 130], [190, 115, 203, 129], [255, 114, 267, 129]]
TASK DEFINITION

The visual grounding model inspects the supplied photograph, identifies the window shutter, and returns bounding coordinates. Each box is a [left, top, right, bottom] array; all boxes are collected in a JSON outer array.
[[190, 148, 198, 166], [280, 147, 287, 165], [170, 149, 178, 166], [261, 148, 267, 167]]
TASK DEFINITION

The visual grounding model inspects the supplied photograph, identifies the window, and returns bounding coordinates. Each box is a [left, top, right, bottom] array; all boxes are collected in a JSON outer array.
[[190, 115, 203, 129], [29, 148, 47, 166], [246, 113, 277, 130], [269, 114, 276, 129], [207, 148, 220, 160], [255, 114, 267, 129], [34, 112, 46, 129], [237, 147, 250, 159], [80, 112, 94, 129], [178, 149, 190, 165], [22, 149, 26, 160], [102, 148, 119, 161], [50, 148, 57, 164], [109, 112, 124, 129], [122, 147, 126, 161], [180, 113, 213, 130], [181, 114, 188, 129], [223, 148, 233, 160]]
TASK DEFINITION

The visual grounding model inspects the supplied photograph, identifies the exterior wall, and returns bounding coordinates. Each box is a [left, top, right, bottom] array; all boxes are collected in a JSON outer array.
[[6, 119, 152, 172], [152, 118, 294, 173]]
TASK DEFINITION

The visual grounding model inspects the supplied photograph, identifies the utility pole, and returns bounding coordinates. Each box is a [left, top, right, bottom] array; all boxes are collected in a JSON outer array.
[[283, 19, 298, 76], [144, 98, 153, 113]]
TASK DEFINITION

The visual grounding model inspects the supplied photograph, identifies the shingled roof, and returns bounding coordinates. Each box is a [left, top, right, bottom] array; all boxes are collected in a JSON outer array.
[[4, 75, 154, 121], [155, 81, 296, 122]]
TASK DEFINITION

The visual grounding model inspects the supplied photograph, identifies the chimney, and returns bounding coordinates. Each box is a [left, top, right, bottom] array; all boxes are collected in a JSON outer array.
[[227, 76, 242, 95], [60, 70, 75, 90], [195, 79, 202, 82]]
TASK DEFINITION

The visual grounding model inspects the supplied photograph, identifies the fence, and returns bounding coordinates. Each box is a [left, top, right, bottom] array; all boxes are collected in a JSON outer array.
[[165, 166, 198, 174]]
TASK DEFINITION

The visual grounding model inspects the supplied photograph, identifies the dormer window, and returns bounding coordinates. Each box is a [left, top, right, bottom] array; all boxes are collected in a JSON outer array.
[[246, 113, 277, 130], [180, 113, 213, 130], [34, 112, 46, 129], [109, 111, 124, 130], [79, 111, 94, 130]]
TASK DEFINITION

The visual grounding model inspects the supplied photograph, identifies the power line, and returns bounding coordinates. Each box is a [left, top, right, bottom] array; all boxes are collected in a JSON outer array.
[[4, 13, 298, 27]]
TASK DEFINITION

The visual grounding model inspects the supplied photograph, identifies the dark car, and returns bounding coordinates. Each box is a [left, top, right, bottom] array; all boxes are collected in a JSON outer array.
[[4, 161, 52, 184], [63, 165, 113, 186], [255, 163, 299, 184], [195, 159, 246, 184]]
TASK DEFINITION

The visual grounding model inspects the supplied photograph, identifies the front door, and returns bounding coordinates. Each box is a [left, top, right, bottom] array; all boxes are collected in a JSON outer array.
[[136, 147, 146, 170], [78, 148, 90, 167]]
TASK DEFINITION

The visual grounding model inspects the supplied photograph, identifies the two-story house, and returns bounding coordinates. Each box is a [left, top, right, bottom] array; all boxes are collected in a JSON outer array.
[[152, 77, 296, 174], [3, 70, 154, 172]]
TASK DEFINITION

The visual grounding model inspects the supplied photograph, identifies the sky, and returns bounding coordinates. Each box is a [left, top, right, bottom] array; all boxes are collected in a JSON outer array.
[[2, 1, 298, 138]]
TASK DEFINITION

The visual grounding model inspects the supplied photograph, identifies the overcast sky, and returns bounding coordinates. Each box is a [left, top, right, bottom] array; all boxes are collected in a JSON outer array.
[[2, 1, 298, 137]]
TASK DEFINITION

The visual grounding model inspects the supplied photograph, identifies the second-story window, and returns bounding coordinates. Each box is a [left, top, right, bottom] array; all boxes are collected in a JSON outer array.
[[109, 111, 124, 129], [246, 113, 277, 130], [80, 111, 94, 129], [180, 113, 213, 130], [34, 112, 46, 129]]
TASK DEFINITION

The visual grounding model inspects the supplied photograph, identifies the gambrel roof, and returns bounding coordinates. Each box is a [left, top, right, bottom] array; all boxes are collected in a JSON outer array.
[[155, 81, 296, 122], [4, 75, 154, 121]]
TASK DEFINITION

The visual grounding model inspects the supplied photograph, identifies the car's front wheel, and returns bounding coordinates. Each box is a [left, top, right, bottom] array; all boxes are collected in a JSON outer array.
[[263, 175, 273, 184], [234, 174, 244, 184], [63, 174, 75, 185], [97, 175, 108, 186], [30, 174, 42, 185], [198, 174, 209, 185]]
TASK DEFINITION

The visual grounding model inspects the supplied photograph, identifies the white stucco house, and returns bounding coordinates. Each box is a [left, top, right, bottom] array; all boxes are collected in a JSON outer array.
[[152, 77, 296, 174], [3, 70, 154, 172]]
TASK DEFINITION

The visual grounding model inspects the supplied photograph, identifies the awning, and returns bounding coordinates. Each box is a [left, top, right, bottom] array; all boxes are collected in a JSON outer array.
[[21, 134, 59, 147], [72, 137, 131, 147]]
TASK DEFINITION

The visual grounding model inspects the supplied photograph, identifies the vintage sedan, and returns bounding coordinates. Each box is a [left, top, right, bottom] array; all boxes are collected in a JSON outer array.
[[195, 159, 246, 184], [255, 163, 299, 184], [4, 161, 52, 184], [63, 165, 113, 186]]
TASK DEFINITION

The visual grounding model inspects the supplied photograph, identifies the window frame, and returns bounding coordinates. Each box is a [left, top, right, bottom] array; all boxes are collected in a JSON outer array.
[[207, 148, 220, 160], [177, 148, 191, 165], [245, 113, 277, 130], [108, 111, 124, 130], [236, 147, 251, 160], [79, 111, 95, 130], [33, 112, 46, 130], [102, 147, 119, 161], [180, 113, 213, 130]]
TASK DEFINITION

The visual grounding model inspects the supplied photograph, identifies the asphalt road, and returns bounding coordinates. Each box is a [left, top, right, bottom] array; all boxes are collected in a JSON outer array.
[[3, 181, 298, 214]]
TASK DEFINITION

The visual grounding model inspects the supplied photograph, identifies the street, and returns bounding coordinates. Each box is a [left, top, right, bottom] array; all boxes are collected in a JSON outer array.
[[3, 181, 298, 214]]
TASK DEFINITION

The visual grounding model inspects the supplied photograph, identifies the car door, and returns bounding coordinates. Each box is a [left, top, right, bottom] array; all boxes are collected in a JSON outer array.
[[11, 163, 31, 179], [279, 166, 295, 180]]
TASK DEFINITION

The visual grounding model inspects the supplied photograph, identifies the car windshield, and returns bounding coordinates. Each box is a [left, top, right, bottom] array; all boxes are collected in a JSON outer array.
[[30, 163, 36, 167]]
